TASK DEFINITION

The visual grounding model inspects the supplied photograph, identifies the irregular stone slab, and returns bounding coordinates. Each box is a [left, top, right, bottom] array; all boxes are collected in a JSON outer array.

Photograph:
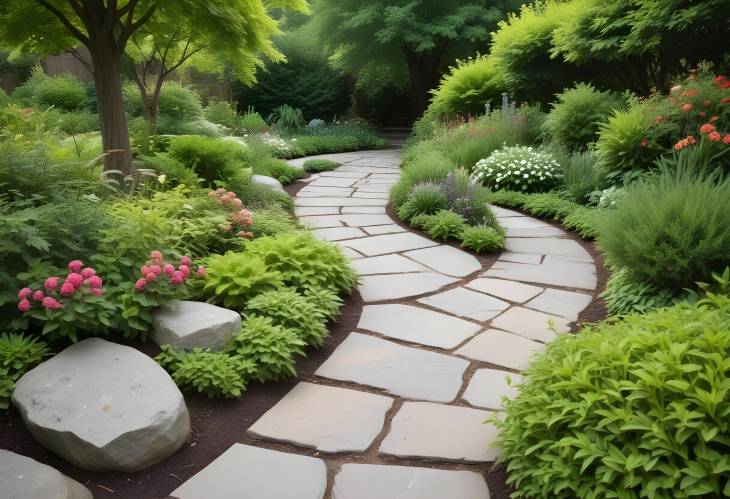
[[484, 261, 597, 290], [499, 217, 552, 229], [299, 216, 344, 229], [341, 206, 386, 214], [418, 287, 509, 322], [316, 333, 468, 403], [342, 247, 364, 260], [358, 304, 481, 348], [313, 226, 367, 242], [12, 338, 190, 472], [318, 171, 367, 178], [506, 237, 590, 259], [526, 288, 593, 321], [338, 166, 398, 174], [0, 450, 92, 499], [335, 214, 394, 226], [152, 300, 241, 351], [352, 191, 388, 199], [169, 444, 326, 499], [455, 329, 544, 370], [506, 226, 566, 238], [351, 254, 427, 275], [248, 382, 392, 452], [358, 272, 458, 302], [295, 197, 386, 207], [252, 174, 285, 192], [340, 232, 438, 256], [404, 246, 481, 277], [298, 187, 354, 197], [306, 177, 357, 187], [490, 206, 523, 217], [498, 252, 543, 264], [466, 277, 543, 303], [380, 402, 500, 462], [354, 185, 391, 193], [332, 464, 489, 499], [463, 369, 522, 411], [491, 307, 570, 342], [362, 224, 405, 235], [295, 207, 340, 216]]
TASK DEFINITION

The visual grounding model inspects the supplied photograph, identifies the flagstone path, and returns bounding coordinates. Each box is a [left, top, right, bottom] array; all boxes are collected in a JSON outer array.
[[169, 149, 599, 499]]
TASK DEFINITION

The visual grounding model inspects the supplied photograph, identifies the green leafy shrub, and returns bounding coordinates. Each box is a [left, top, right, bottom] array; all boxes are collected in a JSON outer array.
[[157, 81, 203, 120], [390, 153, 455, 207], [0, 333, 49, 409], [597, 186, 627, 209], [303, 159, 340, 172], [44, 109, 99, 135], [226, 315, 305, 382], [249, 206, 299, 238], [201, 252, 284, 309], [167, 135, 246, 186], [440, 170, 497, 226], [32, 73, 87, 111], [601, 266, 679, 316], [237, 107, 268, 133], [236, 182, 293, 211], [396, 183, 448, 222], [204, 100, 238, 129], [427, 55, 504, 118], [156, 345, 254, 398], [137, 153, 200, 187], [561, 206, 605, 240], [472, 146, 561, 193], [253, 157, 305, 184], [245, 288, 328, 347], [560, 150, 604, 203], [595, 106, 658, 183], [460, 225, 505, 253], [598, 166, 730, 290], [244, 232, 357, 294], [422, 210, 467, 241], [269, 104, 305, 132], [302, 285, 342, 321], [495, 294, 730, 498], [488, 190, 529, 208], [521, 193, 578, 220], [543, 83, 626, 151]]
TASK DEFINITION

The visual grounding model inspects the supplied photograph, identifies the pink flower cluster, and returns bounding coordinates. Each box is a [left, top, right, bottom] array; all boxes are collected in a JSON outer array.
[[209, 188, 254, 239], [134, 251, 205, 292], [17, 260, 103, 313]]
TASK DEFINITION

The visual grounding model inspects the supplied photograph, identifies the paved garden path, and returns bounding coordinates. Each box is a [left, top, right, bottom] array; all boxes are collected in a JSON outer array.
[[170, 149, 598, 499]]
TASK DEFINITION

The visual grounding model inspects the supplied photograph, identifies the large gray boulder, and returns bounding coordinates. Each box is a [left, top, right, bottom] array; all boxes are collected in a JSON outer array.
[[12, 338, 191, 472], [252, 174, 285, 192], [0, 450, 92, 499], [152, 300, 241, 351]]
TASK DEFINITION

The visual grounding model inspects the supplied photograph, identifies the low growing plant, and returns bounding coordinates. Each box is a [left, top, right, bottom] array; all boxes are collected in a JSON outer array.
[[396, 183, 448, 222], [201, 252, 284, 310], [245, 288, 328, 347], [601, 266, 680, 316], [303, 159, 340, 173], [460, 225, 505, 253], [0, 333, 50, 409], [471, 146, 561, 193], [422, 210, 467, 241]]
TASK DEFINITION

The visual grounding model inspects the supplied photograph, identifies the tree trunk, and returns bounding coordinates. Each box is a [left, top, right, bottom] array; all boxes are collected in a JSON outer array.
[[90, 47, 133, 176], [148, 76, 165, 133], [404, 45, 446, 117]]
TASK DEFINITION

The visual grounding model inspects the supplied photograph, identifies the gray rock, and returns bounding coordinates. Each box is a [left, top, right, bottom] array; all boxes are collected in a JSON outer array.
[[0, 450, 92, 499], [252, 174, 285, 192], [12, 338, 190, 472], [152, 300, 241, 351]]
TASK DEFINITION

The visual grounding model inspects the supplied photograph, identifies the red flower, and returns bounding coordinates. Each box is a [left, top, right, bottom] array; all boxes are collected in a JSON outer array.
[[708, 131, 721, 142], [722, 97, 730, 104], [682, 103, 693, 112], [715, 75, 727, 85], [640, 138, 649, 147], [700, 123, 715, 134], [687, 135, 696, 145], [723, 134, 730, 145], [682, 89, 698, 98]]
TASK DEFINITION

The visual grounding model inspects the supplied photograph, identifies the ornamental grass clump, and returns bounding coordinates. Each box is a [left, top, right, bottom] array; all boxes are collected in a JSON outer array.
[[471, 145, 561, 192], [495, 294, 730, 498]]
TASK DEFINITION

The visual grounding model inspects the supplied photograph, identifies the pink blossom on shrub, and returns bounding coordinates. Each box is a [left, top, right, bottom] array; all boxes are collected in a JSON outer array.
[[145, 272, 157, 282], [148, 265, 162, 275], [179, 265, 190, 278], [44, 277, 59, 291], [134, 278, 146, 291], [60, 282, 76, 296], [150, 250, 163, 262], [90, 288, 103, 297], [245, 232, 254, 239], [66, 273, 84, 289], [32, 290, 45, 302], [85, 276, 102, 288], [68, 260, 84, 272], [18, 299, 31, 312], [18, 287, 32, 300], [180, 256, 192, 267], [81, 267, 96, 279], [196, 266, 206, 276], [163, 263, 175, 275], [42, 297, 62, 310], [170, 271, 184, 285]]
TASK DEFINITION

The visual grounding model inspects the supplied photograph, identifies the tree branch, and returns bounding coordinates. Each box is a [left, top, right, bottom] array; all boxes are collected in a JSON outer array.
[[120, 3, 156, 48], [35, 0, 90, 46], [70, 47, 94, 74]]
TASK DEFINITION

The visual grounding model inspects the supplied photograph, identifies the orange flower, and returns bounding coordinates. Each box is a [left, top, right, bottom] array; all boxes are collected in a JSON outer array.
[[674, 139, 688, 150], [687, 135, 697, 145], [722, 97, 730, 104], [682, 103, 693, 112], [682, 89, 698, 97], [700, 123, 715, 134], [708, 131, 721, 142], [723, 134, 730, 145]]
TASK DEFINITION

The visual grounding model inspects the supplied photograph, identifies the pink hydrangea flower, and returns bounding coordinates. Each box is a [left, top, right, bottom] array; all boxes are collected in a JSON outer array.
[[85, 276, 103, 288], [141, 265, 151, 275], [81, 267, 96, 279], [32, 290, 45, 302], [233, 198, 243, 208], [18, 298, 31, 312], [180, 256, 192, 267], [66, 273, 84, 289], [150, 250, 163, 262], [90, 288, 103, 297], [170, 271, 184, 285], [60, 282, 76, 296], [42, 297, 62, 310], [44, 277, 59, 291], [196, 266, 206, 277], [148, 264, 162, 275], [68, 260, 84, 272], [178, 265, 190, 278], [18, 287, 32, 300], [236, 231, 246, 238], [245, 232, 254, 239], [134, 278, 146, 291], [163, 263, 175, 275], [145, 272, 157, 282]]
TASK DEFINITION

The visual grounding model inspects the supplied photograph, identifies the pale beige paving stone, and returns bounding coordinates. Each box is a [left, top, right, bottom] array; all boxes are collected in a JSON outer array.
[[297, 187, 354, 197], [351, 254, 428, 275], [340, 232, 438, 256], [526, 288, 593, 321], [306, 177, 359, 188], [466, 277, 543, 303], [455, 329, 544, 370], [247, 382, 392, 452], [462, 368, 522, 411], [379, 402, 500, 462], [357, 272, 458, 301], [490, 306, 570, 342], [362, 224, 406, 235], [403, 245, 481, 277], [506, 237, 590, 259], [341, 206, 387, 214], [490, 206, 523, 217], [484, 260, 597, 290], [498, 252, 543, 264], [298, 216, 345, 229], [418, 287, 509, 322], [295, 197, 387, 207], [312, 226, 367, 242], [506, 226, 566, 238], [295, 206, 340, 216]]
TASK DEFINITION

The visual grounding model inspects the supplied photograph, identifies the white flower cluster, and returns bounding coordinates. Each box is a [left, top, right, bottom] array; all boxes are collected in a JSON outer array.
[[470, 146, 561, 193], [258, 132, 292, 155], [307, 118, 326, 128], [597, 186, 627, 208]]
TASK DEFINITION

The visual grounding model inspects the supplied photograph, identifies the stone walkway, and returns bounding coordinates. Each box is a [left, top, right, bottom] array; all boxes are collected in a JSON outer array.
[[169, 149, 598, 499]]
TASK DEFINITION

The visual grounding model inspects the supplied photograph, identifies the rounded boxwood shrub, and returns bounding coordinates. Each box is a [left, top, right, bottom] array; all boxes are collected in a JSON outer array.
[[427, 55, 504, 118], [396, 182, 448, 222], [598, 166, 730, 291], [460, 225, 505, 253], [495, 294, 730, 498], [32, 73, 87, 111], [471, 146, 561, 193], [167, 135, 246, 185]]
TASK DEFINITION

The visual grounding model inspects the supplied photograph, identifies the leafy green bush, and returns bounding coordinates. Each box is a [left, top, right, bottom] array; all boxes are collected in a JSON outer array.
[[167, 135, 246, 186], [440, 170, 497, 226], [157, 81, 203, 120], [269, 104, 305, 132], [156, 345, 254, 398], [521, 193, 578, 220], [427, 55, 504, 118], [245, 288, 328, 347], [460, 225, 505, 253], [543, 83, 626, 151], [302, 285, 342, 321], [396, 183, 448, 222], [390, 153, 455, 207], [244, 232, 357, 294], [561, 206, 605, 240], [422, 210, 467, 241], [496, 294, 730, 498], [253, 157, 305, 184], [32, 73, 87, 111], [601, 266, 679, 316], [472, 146, 562, 193], [488, 190, 529, 208], [303, 159, 340, 173], [44, 109, 99, 135], [226, 315, 304, 382], [201, 252, 284, 310], [0, 333, 49, 409], [598, 166, 730, 290], [236, 182, 293, 211], [249, 206, 299, 238], [137, 153, 200, 187], [237, 107, 268, 133], [204, 100, 239, 129], [560, 150, 604, 203], [595, 106, 658, 183]]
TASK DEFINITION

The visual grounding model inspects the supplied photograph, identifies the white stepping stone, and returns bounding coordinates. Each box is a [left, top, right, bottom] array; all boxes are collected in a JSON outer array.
[[358, 304, 481, 348], [526, 288, 593, 321], [352, 192, 389, 199], [0, 450, 92, 499], [506, 237, 590, 259], [485, 260, 597, 290], [341, 206, 386, 214], [315, 333, 468, 403], [312, 226, 367, 242], [466, 277, 543, 303], [358, 272, 458, 301], [342, 247, 364, 260], [332, 464, 489, 499], [247, 382, 392, 452], [490, 206, 522, 217], [403, 245, 481, 277], [351, 254, 427, 275], [506, 226, 566, 238], [491, 307, 570, 343], [340, 232, 438, 256], [354, 185, 391, 193], [339, 166, 398, 174], [307, 177, 358, 187], [335, 214, 394, 226], [362, 224, 405, 235], [462, 369, 522, 410], [299, 216, 344, 228], [455, 329, 544, 370], [151, 300, 241, 351], [169, 444, 326, 499], [317, 171, 366, 178], [297, 187, 353, 197], [498, 252, 543, 264], [418, 287, 509, 322], [499, 217, 552, 229], [379, 402, 500, 462], [295, 197, 386, 207], [295, 207, 339, 216]]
